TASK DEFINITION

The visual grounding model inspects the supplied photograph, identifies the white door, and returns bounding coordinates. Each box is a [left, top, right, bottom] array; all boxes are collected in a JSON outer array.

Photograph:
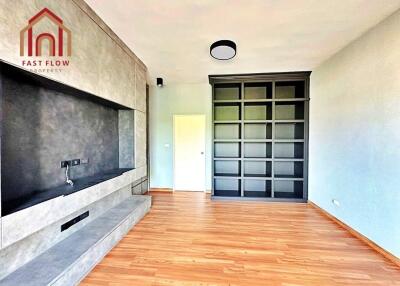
[[173, 115, 206, 191]]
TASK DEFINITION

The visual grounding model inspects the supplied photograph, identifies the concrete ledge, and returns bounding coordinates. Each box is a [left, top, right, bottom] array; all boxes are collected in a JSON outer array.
[[0, 195, 151, 286], [0, 185, 132, 280], [1, 169, 139, 248]]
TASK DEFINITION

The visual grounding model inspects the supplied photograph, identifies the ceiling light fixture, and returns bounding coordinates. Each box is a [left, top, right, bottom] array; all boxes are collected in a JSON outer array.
[[210, 40, 237, 60]]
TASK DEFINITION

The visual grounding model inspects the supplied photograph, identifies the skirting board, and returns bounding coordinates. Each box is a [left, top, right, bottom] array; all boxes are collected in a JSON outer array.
[[150, 188, 173, 192], [150, 189, 211, 193], [309, 201, 400, 268]]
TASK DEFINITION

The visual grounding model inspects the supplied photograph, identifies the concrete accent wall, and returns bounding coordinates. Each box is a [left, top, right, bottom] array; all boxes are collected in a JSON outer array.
[[134, 63, 147, 172], [0, 0, 147, 269], [2, 73, 119, 202], [135, 64, 147, 113], [135, 111, 147, 170], [0, 0, 148, 200], [309, 10, 400, 258], [119, 110, 135, 169], [149, 83, 212, 190], [0, 0, 146, 109]]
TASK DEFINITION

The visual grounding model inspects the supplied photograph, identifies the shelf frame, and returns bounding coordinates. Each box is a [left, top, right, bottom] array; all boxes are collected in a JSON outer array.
[[211, 72, 310, 201]]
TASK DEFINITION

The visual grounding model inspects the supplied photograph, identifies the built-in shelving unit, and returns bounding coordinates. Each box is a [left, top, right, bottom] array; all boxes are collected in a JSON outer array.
[[210, 72, 310, 201]]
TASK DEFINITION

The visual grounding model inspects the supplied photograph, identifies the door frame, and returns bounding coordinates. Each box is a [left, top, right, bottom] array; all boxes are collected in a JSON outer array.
[[172, 114, 206, 192]]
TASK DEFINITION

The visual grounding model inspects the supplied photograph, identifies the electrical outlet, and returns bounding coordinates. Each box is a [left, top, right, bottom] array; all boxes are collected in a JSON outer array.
[[81, 158, 89, 164], [61, 160, 70, 168], [61, 159, 81, 168]]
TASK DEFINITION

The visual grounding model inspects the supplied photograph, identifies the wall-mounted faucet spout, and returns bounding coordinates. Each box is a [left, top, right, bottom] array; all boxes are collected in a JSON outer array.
[[65, 164, 74, 186]]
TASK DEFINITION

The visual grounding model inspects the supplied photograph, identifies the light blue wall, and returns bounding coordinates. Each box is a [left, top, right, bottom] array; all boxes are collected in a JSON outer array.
[[309, 10, 400, 258], [149, 83, 212, 190]]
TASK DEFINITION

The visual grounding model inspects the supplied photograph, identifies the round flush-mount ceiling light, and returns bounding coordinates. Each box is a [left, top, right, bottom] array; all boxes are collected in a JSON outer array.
[[210, 40, 236, 60]]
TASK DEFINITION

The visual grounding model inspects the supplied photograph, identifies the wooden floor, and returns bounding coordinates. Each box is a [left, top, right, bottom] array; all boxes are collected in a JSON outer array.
[[81, 191, 400, 286]]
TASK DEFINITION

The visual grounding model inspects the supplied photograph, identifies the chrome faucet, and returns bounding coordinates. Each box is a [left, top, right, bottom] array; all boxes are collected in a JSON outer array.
[[65, 163, 74, 186]]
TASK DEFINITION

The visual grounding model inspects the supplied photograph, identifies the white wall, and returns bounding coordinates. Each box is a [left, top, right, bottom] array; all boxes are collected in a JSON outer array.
[[149, 83, 212, 190], [310, 10, 400, 258]]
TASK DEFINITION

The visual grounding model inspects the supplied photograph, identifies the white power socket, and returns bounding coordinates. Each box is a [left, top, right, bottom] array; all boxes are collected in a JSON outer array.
[[332, 199, 340, 207]]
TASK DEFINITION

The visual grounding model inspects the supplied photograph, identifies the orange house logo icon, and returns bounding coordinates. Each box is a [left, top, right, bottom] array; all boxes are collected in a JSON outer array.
[[20, 8, 71, 57]]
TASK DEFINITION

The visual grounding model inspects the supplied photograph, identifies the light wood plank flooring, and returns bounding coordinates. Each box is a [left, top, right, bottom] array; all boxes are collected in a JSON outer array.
[[81, 191, 400, 285]]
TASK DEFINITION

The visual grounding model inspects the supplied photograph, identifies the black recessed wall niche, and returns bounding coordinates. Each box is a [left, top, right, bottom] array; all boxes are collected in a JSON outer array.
[[0, 62, 134, 216]]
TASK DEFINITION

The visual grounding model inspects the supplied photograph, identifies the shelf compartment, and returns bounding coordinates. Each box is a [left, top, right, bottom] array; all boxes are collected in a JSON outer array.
[[214, 160, 241, 177], [275, 122, 304, 140], [244, 123, 272, 140], [244, 102, 272, 120], [275, 102, 304, 120], [274, 161, 303, 178], [274, 142, 304, 159], [213, 120, 241, 124], [243, 158, 272, 161], [244, 142, 272, 158], [214, 83, 241, 100], [274, 180, 303, 199], [244, 161, 272, 177], [214, 123, 241, 140], [214, 178, 241, 197], [275, 81, 305, 99], [244, 179, 272, 197], [244, 82, 272, 99], [274, 158, 303, 162], [214, 103, 241, 121], [214, 142, 241, 158], [214, 139, 241, 142], [214, 157, 242, 161]]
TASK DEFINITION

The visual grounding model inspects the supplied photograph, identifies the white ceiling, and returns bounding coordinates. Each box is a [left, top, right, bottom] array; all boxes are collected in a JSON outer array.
[[86, 0, 400, 84]]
